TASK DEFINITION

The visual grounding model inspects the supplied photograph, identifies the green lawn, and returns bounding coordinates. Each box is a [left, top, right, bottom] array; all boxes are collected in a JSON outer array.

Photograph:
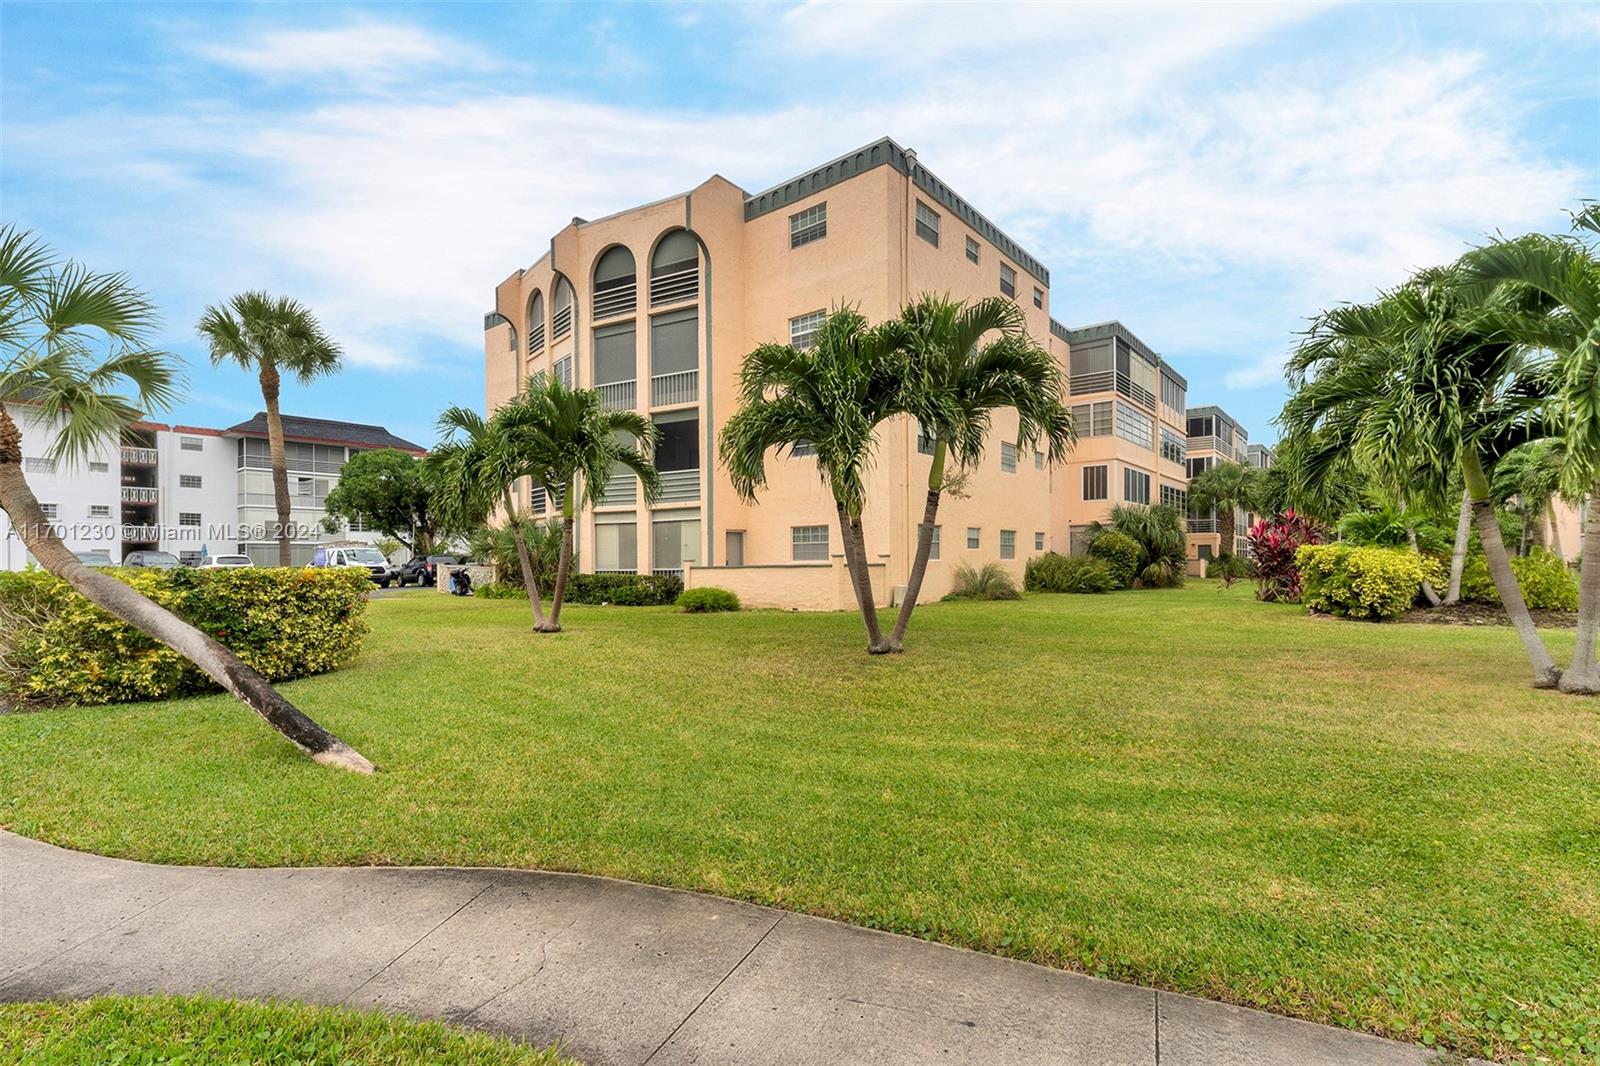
[[0, 995, 573, 1064], [1, 584, 1596, 1063]]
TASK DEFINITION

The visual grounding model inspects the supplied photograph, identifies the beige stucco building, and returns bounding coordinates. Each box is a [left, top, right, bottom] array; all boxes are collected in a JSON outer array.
[[481, 137, 1238, 608]]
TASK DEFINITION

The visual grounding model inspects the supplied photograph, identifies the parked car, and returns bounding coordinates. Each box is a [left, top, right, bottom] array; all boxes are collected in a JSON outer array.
[[311, 544, 394, 587], [73, 550, 114, 566], [122, 550, 180, 569], [200, 554, 255, 568], [396, 554, 462, 588]]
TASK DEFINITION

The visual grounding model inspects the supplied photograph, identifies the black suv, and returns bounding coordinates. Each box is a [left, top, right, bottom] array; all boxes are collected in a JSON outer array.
[[397, 554, 461, 587]]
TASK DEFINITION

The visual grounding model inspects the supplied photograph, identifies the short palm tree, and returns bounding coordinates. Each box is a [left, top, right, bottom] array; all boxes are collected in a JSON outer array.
[[1186, 460, 1263, 559], [720, 307, 907, 653], [197, 292, 342, 566], [501, 373, 660, 632], [0, 226, 371, 772], [1490, 440, 1566, 555], [1085, 503, 1189, 587], [889, 294, 1072, 650]]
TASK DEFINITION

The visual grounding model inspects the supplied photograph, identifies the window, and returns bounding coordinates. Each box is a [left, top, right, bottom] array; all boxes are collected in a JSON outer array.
[[917, 424, 936, 455], [789, 309, 825, 350], [526, 291, 546, 355], [1082, 465, 1108, 501], [650, 308, 698, 391], [651, 230, 699, 307], [1161, 373, 1185, 412], [1032, 287, 1044, 309], [89, 504, 110, 518], [23, 457, 54, 473], [592, 246, 637, 320], [89, 461, 109, 473], [1123, 467, 1151, 505], [40, 502, 58, 519], [1186, 455, 1213, 479], [1035, 531, 1045, 551], [1000, 530, 1016, 559], [792, 524, 829, 561], [1000, 442, 1018, 473], [553, 354, 573, 388], [967, 527, 980, 549], [789, 203, 827, 248], [595, 514, 638, 573], [965, 236, 980, 264], [1114, 400, 1155, 448], [178, 512, 201, 527], [1034, 449, 1045, 470], [1160, 428, 1187, 465], [1071, 401, 1113, 437], [180, 436, 203, 452], [999, 263, 1016, 298], [593, 320, 636, 391], [929, 524, 941, 561], [792, 440, 816, 457], [654, 411, 699, 473], [179, 474, 202, 489], [1161, 484, 1188, 511], [552, 278, 574, 340], [653, 512, 701, 574], [915, 201, 940, 246]]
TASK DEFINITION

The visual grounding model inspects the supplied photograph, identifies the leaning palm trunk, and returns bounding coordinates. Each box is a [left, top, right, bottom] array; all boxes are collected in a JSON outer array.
[[1445, 488, 1471, 604], [887, 439, 947, 651], [1559, 480, 1600, 694], [260, 364, 294, 566], [1400, 494, 1440, 607], [539, 491, 575, 633], [0, 459, 372, 772], [1547, 500, 1564, 558], [1464, 452, 1559, 687], [501, 490, 546, 630], [835, 500, 890, 653]]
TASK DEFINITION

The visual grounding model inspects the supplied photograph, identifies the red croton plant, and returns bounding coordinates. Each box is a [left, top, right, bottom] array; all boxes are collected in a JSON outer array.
[[1246, 510, 1323, 602]]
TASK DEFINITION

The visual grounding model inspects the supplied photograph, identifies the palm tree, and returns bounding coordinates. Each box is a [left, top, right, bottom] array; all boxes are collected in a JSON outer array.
[[1186, 460, 1263, 560], [1462, 205, 1600, 691], [1281, 268, 1560, 686], [197, 292, 342, 566], [0, 227, 371, 772], [887, 294, 1073, 650], [1085, 503, 1189, 587], [1490, 440, 1566, 555], [720, 307, 907, 653], [499, 373, 660, 633]]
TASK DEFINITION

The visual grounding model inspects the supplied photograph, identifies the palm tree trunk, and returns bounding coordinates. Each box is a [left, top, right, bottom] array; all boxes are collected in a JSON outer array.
[[538, 479, 575, 633], [835, 499, 889, 653], [1463, 451, 1559, 687], [259, 363, 294, 567], [0, 450, 372, 773], [886, 439, 945, 652], [1547, 500, 1563, 558], [1218, 504, 1235, 558], [501, 490, 546, 630], [1559, 479, 1600, 694], [1400, 493, 1440, 606], [1445, 488, 1471, 604]]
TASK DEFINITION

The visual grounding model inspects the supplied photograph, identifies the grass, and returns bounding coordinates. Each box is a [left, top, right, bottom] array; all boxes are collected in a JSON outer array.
[[0, 994, 574, 1064], [1, 583, 1597, 1063]]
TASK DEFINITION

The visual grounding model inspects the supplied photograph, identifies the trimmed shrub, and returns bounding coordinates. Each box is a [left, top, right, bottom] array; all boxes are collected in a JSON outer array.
[[946, 562, 1022, 601], [1459, 549, 1578, 611], [1248, 510, 1322, 603], [677, 587, 740, 612], [1086, 531, 1141, 589], [1296, 544, 1442, 621], [474, 582, 524, 600], [0, 567, 371, 706], [565, 572, 683, 606], [1025, 552, 1115, 594]]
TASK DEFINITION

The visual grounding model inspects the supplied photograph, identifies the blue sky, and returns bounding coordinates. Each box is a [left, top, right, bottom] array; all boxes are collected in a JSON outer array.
[[3, 1, 1597, 449]]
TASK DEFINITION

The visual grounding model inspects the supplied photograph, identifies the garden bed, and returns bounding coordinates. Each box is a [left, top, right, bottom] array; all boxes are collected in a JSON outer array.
[[1399, 603, 1578, 628]]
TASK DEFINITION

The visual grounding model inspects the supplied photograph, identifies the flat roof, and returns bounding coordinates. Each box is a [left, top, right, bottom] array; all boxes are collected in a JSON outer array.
[[1185, 405, 1248, 437], [1050, 319, 1188, 389]]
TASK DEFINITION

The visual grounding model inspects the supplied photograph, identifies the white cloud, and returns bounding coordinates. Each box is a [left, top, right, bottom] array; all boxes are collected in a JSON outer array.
[[1225, 352, 1292, 391], [191, 19, 490, 82]]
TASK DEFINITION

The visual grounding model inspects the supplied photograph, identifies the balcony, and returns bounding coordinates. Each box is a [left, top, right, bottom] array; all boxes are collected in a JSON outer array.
[[120, 524, 161, 542], [650, 264, 698, 307], [597, 379, 636, 411], [121, 446, 158, 465], [651, 369, 697, 407], [120, 486, 159, 504], [1187, 436, 1244, 463], [1187, 517, 1219, 533], [1068, 371, 1156, 410], [657, 468, 699, 503]]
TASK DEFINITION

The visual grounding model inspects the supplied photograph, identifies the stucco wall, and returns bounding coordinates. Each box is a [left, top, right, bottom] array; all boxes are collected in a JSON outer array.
[[684, 555, 887, 612]]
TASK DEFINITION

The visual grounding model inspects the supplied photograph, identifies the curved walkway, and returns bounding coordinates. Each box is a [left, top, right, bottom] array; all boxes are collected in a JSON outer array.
[[0, 832, 1472, 1066]]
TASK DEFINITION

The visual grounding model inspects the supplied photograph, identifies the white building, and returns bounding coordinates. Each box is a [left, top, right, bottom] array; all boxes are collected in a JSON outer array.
[[1, 403, 425, 569]]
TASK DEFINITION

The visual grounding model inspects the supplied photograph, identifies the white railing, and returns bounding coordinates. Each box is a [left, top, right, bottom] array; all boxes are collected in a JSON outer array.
[[592, 280, 637, 320], [120, 486, 159, 504], [1187, 436, 1244, 462], [120, 446, 158, 465], [597, 379, 636, 411], [120, 524, 161, 541], [658, 468, 699, 503], [650, 264, 698, 306], [526, 323, 546, 356], [1067, 370, 1155, 409], [651, 369, 697, 407], [594, 568, 636, 575], [1187, 517, 1219, 533], [599, 471, 636, 506], [551, 305, 572, 340], [652, 567, 683, 578]]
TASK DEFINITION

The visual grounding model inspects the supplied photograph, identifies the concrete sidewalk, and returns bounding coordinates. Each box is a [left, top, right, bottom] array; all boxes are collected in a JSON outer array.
[[0, 832, 1470, 1065]]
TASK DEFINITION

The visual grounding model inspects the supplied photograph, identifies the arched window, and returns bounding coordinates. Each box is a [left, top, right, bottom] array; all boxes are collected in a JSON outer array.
[[526, 290, 545, 356], [650, 230, 699, 307], [552, 277, 574, 341], [592, 246, 636, 320]]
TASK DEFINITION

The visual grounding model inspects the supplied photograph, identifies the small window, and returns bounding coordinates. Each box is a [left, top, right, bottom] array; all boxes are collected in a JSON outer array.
[[915, 201, 940, 246], [1000, 442, 1018, 473], [89, 461, 109, 473], [1035, 531, 1045, 551], [296, 477, 314, 497], [929, 524, 941, 561], [40, 502, 59, 519], [89, 504, 111, 518], [790, 310, 826, 350], [999, 263, 1016, 298], [1032, 287, 1044, 309], [965, 236, 980, 264], [1034, 449, 1044, 470], [792, 440, 816, 458], [179, 474, 202, 489], [1000, 530, 1016, 560], [1083, 465, 1108, 501], [179, 512, 202, 527], [792, 524, 829, 561], [1123, 467, 1151, 505], [967, 527, 980, 550], [180, 436, 204, 452], [23, 457, 54, 473], [179, 550, 203, 566], [917, 424, 936, 455], [789, 203, 827, 248]]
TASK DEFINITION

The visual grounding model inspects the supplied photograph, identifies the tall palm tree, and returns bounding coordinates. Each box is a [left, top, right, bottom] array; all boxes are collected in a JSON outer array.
[[1281, 268, 1560, 687], [0, 227, 371, 772], [501, 373, 660, 633], [1186, 460, 1263, 560], [887, 295, 1073, 650], [720, 307, 908, 653], [197, 292, 342, 565], [1463, 205, 1600, 691]]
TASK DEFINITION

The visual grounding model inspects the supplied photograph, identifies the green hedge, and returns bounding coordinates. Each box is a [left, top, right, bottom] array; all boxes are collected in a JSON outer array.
[[1459, 549, 1578, 611], [677, 587, 740, 612], [1086, 531, 1141, 589], [0, 567, 371, 706], [566, 573, 682, 606], [1296, 544, 1444, 621], [1025, 552, 1115, 593]]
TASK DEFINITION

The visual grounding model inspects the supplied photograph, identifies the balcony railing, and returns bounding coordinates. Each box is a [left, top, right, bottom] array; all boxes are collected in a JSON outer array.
[[658, 468, 699, 503], [652, 567, 683, 578], [592, 279, 637, 320], [651, 369, 697, 407], [1187, 517, 1219, 533], [120, 446, 158, 465], [595, 567, 637, 575], [120, 524, 161, 541], [120, 486, 159, 504], [1187, 436, 1244, 463], [597, 379, 636, 411], [650, 263, 699, 306], [1067, 371, 1155, 410]]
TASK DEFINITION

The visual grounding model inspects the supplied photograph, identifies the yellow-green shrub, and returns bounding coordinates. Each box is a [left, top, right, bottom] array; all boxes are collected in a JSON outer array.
[[1459, 549, 1578, 611], [1296, 544, 1443, 621], [0, 567, 371, 706]]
